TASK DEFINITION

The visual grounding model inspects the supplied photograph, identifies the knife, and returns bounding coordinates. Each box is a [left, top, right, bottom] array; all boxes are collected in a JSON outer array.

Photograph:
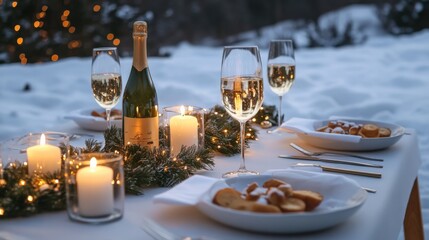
[[278, 155, 383, 168], [293, 163, 382, 178]]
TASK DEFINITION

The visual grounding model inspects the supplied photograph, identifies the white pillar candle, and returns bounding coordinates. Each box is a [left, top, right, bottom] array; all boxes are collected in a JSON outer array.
[[27, 134, 61, 174], [77, 157, 114, 217], [170, 106, 198, 156]]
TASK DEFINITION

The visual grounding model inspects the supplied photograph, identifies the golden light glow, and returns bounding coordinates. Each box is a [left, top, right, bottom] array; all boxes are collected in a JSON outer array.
[[12, 1, 17, 7], [19, 180, 26, 186], [20, 57, 27, 64], [0, 208, 4, 216], [106, 33, 114, 40], [93, 4, 101, 12], [113, 38, 120, 46], [62, 20, 70, 28], [17, 37, 23, 45], [42, 5, 48, 11], [27, 195, 34, 202], [116, 180, 121, 185], [68, 40, 81, 49], [51, 54, 59, 62], [38, 12, 46, 19], [68, 26, 75, 33], [34, 21, 41, 28], [19, 53, 25, 59], [14, 24, 20, 31], [63, 10, 70, 16], [38, 180, 46, 186], [53, 179, 59, 184], [61, 15, 67, 21]]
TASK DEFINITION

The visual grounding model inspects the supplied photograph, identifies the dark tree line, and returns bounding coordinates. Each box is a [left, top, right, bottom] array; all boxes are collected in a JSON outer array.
[[0, 0, 427, 64]]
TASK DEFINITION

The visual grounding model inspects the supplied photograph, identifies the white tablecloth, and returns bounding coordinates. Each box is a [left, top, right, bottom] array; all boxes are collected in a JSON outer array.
[[0, 126, 421, 240]]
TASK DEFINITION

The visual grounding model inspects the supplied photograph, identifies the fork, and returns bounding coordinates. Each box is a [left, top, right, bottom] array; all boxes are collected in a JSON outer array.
[[141, 218, 211, 240], [290, 143, 383, 162]]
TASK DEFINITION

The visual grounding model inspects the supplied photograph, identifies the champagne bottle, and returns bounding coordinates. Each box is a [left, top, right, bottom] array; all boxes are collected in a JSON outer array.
[[123, 21, 159, 148]]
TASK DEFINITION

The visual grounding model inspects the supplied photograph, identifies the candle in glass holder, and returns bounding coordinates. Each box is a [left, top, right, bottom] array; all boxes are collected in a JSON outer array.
[[170, 106, 198, 156], [77, 157, 114, 217], [27, 134, 61, 174]]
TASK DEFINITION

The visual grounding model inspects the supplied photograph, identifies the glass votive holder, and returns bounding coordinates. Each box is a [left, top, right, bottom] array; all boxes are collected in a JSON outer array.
[[23, 132, 69, 175], [65, 152, 124, 223], [162, 105, 205, 157]]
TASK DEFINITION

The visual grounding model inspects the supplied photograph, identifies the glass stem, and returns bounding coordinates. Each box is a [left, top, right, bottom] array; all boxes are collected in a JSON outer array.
[[278, 95, 283, 126], [238, 121, 246, 171], [106, 109, 111, 129]]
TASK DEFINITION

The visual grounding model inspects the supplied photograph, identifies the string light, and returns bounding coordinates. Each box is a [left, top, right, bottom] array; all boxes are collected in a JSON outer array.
[[19, 180, 26, 186], [62, 20, 70, 28], [106, 33, 114, 40], [41, 5, 48, 11], [69, 26, 76, 33], [93, 4, 101, 12], [34, 21, 41, 28], [113, 38, 120, 46], [16, 37, 23, 45], [12, 1, 17, 7], [63, 10, 70, 16], [14, 24, 20, 31], [27, 195, 34, 202], [0, 208, 4, 216], [38, 12, 46, 19], [51, 54, 59, 62]]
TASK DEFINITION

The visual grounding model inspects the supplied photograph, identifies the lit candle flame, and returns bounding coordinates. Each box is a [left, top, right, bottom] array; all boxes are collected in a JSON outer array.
[[40, 134, 46, 145], [90, 157, 97, 168], [180, 105, 185, 116]]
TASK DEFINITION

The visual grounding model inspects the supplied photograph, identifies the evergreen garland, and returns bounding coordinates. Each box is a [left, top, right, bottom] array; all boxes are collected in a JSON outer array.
[[0, 104, 278, 218]]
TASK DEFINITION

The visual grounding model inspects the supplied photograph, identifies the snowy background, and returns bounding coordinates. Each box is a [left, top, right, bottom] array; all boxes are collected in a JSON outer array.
[[0, 5, 428, 238]]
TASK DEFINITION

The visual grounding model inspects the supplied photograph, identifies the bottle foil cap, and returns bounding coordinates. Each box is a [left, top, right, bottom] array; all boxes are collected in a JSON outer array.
[[133, 21, 147, 36]]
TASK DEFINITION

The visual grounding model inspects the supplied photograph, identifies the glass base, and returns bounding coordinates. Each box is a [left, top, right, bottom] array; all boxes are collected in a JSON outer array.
[[222, 169, 259, 178], [267, 127, 284, 135]]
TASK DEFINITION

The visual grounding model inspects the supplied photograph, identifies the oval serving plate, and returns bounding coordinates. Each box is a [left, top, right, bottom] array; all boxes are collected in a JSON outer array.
[[296, 119, 405, 151], [197, 171, 367, 234], [65, 108, 122, 131]]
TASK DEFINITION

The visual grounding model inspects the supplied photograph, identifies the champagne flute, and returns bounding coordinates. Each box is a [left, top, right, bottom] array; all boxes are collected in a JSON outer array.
[[220, 46, 264, 178], [91, 47, 122, 128], [267, 40, 295, 131]]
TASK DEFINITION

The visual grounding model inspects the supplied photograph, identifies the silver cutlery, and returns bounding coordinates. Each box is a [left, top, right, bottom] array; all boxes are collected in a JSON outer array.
[[141, 218, 211, 240], [362, 187, 377, 193], [278, 155, 383, 168], [290, 143, 384, 162], [293, 163, 382, 178]]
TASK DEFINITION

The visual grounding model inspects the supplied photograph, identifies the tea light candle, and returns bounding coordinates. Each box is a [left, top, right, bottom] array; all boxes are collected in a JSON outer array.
[[27, 134, 61, 174], [77, 157, 114, 217], [170, 106, 198, 156]]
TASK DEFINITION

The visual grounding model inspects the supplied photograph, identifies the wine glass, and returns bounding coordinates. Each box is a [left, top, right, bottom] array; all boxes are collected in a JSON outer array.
[[267, 40, 295, 131], [220, 46, 264, 178], [91, 47, 122, 128]]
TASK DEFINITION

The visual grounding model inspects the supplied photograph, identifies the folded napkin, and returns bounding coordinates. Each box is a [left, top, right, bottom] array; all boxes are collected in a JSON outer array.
[[281, 117, 362, 143], [152, 168, 354, 207], [153, 175, 219, 205]]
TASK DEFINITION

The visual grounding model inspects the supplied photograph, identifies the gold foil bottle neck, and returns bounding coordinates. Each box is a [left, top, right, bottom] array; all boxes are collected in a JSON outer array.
[[133, 21, 147, 36]]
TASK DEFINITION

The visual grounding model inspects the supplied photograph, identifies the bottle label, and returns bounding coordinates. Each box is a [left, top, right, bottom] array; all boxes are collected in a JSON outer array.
[[124, 116, 159, 148]]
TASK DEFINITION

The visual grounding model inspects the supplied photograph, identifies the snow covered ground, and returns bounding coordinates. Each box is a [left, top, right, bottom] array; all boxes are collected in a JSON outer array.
[[0, 5, 428, 238]]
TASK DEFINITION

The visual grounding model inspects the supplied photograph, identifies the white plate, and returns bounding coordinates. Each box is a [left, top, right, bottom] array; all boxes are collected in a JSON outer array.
[[197, 171, 367, 234], [296, 119, 405, 151], [65, 108, 122, 131]]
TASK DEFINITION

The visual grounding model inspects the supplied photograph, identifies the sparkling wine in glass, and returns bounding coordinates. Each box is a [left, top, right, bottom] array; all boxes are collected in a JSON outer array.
[[91, 47, 122, 128], [220, 46, 264, 178], [267, 40, 295, 131]]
